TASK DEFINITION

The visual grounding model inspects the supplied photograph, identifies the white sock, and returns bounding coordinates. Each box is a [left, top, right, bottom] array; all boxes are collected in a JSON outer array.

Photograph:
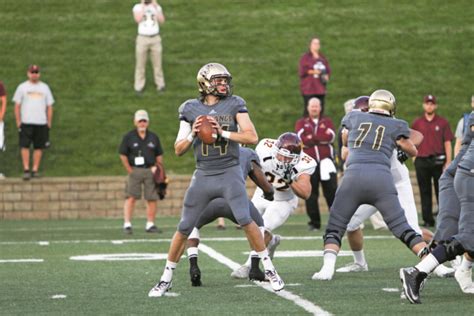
[[415, 254, 439, 274], [353, 250, 366, 266], [244, 251, 257, 267], [460, 256, 473, 271], [322, 249, 337, 270], [187, 247, 198, 259], [257, 249, 275, 271], [161, 260, 177, 282], [146, 222, 155, 230], [123, 222, 132, 229]]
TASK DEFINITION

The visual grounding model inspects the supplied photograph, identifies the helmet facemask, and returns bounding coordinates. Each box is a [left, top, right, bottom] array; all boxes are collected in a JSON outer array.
[[271, 132, 303, 174]]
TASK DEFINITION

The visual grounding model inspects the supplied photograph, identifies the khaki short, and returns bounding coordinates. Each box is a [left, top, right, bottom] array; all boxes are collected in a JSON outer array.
[[125, 167, 159, 200]]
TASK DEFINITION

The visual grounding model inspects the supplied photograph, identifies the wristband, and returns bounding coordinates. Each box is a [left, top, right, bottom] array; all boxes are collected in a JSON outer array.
[[186, 133, 195, 142], [221, 131, 231, 139]]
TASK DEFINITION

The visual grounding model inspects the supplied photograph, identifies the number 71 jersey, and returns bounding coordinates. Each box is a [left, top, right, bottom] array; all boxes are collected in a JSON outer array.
[[342, 111, 411, 168], [255, 138, 316, 201]]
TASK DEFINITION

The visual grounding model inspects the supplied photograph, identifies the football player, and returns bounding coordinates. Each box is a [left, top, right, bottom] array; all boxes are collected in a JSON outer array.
[[312, 89, 429, 281], [231, 132, 316, 279], [334, 96, 454, 279], [401, 111, 474, 304], [186, 146, 278, 286], [149, 63, 284, 297]]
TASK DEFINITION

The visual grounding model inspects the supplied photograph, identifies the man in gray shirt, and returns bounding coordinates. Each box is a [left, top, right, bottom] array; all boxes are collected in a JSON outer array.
[[13, 65, 54, 180]]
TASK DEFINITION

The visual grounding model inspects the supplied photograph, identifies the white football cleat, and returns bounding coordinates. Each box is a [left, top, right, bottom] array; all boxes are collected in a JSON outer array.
[[432, 264, 455, 278], [312, 266, 335, 281], [148, 280, 172, 297], [231, 265, 250, 279], [268, 235, 281, 259], [265, 269, 284, 291], [336, 262, 368, 273], [455, 268, 473, 293]]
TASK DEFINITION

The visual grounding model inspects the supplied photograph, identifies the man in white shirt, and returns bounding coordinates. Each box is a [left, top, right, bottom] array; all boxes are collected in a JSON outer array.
[[13, 65, 54, 180], [133, 0, 166, 95]]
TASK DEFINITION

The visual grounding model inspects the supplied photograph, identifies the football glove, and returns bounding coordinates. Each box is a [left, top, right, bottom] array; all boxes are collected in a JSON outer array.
[[397, 147, 409, 163]]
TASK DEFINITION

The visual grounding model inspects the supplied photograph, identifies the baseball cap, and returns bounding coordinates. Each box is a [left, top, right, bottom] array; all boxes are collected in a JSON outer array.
[[134, 109, 149, 122], [423, 94, 436, 104], [28, 64, 40, 73]]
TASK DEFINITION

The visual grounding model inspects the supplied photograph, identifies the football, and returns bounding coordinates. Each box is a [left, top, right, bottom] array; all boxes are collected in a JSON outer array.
[[197, 116, 218, 145]]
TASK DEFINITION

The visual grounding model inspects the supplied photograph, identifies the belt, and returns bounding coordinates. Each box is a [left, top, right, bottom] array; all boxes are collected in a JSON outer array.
[[138, 33, 159, 37], [133, 165, 152, 169]]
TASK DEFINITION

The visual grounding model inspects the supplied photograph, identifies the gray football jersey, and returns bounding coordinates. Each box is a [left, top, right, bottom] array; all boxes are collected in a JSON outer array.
[[458, 111, 474, 171], [342, 111, 410, 168], [239, 147, 260, 177], [179, 95, 249, 174], [447, 112, 474, 175]]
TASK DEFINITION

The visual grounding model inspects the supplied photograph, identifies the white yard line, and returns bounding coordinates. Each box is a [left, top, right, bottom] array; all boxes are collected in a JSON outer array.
[[198, 243, 332, 316], [0, 259, 44, 263], [0, 235, 394, 246]]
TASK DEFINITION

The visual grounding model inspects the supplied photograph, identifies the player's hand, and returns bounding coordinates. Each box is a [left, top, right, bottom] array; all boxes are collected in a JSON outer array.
[[263, 188, 274, 201], [397, 147, 409, 163], [192, 116, 204, 136], [281, 168, 294, 184], [207, 116, 223, 135]]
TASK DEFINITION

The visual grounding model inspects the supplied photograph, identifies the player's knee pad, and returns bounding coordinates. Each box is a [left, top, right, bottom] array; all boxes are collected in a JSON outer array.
[[444, 238, 465, 261], [323, 229, 342, 247], [399, 229, 423, 249]]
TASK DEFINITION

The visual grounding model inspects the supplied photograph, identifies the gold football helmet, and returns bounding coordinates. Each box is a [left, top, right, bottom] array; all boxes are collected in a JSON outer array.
[[197, 63, 232, 97], [368, 89, 396, 116]]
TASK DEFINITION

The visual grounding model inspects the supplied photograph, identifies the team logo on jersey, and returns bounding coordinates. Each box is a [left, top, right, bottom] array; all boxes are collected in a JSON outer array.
[[209, 109, 217, 115], [435, 125, 440, 131], [133, 143, 139, 147], [147, 142, 155, 148]]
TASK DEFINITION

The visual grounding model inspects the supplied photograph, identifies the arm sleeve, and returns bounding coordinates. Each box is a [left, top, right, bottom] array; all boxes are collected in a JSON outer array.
[[341, 112, 352, 130], [0, 82, 5, 96], [12, 85, 23, 104], [235, 96, 249, 113], [298, 55, 309, 78], [295, 119, 314, 146], [118, 136, 129, 155], [455, 118, 464, 138], [394, 120, 411, 139], [175, 120, 192, 143], [45, 85, 54, 106], [154, 135, 164, 156], [323, 57, 331, 76], [443, 121, 454, 141]]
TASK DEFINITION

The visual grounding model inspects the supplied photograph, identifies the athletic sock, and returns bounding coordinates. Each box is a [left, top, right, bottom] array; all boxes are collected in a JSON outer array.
[[322, 249, 337, 270], [415, 253, 439, 274], [161, 260, 177, 282], [460, 256, 473, 271], [257, 249, 275, 271], [353, 250, 366, 266], [187, 247, 199, 261]]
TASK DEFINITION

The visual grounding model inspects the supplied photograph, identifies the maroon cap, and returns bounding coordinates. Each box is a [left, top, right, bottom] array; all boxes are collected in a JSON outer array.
[[28, 64, 40, 72], [423, 94, 436, 104]]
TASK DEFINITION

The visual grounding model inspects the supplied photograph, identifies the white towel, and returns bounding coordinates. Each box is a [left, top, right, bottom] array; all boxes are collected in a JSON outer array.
[[320, 158, 336, 181], [0, 121, 5, 151]]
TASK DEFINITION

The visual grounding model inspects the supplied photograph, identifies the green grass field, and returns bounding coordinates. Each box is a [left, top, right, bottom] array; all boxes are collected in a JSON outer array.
[[0, 0, 473, 176], [1, 214, 473, 315]]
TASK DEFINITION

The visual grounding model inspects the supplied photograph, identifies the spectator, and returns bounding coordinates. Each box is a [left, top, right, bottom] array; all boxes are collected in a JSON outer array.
[[133, 0, 166, 95], [411, 94, 454, 227], [295, 97, 337, 231], [298, 37, 331, 116], [13, 65, 54, 180], [119, 109, 164, 234], [454, 95, 474, 156], [0, 81, 6, 179]]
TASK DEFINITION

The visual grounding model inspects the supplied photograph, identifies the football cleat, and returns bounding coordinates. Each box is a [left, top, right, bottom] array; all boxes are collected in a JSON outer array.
[[190, 265, 202, 287], [249, 267, 267, 282], [265, 269, 284, 291], [455, 268, 474, 293], [148, 280, 172, 297], [311, 266, 335, 281], [268, 235, 281, 260], [432, 264, 455, 278], [123, 226, 133, 235], [336, 262, 368, 273], [231, 265, 250, 279], [399, 267, 427, 304]]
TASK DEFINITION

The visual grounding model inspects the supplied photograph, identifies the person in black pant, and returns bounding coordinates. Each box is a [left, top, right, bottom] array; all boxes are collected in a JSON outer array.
[[411, 95, 454, 227]]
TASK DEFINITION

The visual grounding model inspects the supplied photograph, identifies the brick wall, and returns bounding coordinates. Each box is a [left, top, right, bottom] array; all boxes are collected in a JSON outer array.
[[0, 173, 425, 220]]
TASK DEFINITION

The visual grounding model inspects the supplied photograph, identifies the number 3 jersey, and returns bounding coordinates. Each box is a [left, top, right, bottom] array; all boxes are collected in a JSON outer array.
[[179, 95, 249, 174], [254, 138, 316, 201], [342, 111, 410, 169]]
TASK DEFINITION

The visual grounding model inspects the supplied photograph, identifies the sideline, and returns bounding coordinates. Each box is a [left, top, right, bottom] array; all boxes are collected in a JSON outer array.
[[199, 243, 332, 316]]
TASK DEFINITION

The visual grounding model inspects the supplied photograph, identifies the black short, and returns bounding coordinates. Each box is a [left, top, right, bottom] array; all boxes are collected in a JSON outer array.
[[19, 124, 50, 149]]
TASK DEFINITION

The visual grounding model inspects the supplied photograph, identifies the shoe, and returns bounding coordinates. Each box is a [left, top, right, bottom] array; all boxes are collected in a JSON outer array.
[[311, 266, 335, 281], [23, 171, 31, 181], [31, 171, 41, 179], [216, 224, 226, 231], [399, 267, 427, 304], [157, 86, 165, 93], [336, 262, 368, 273], [450, 256, 462, 270], [190, 265, 202, 287], [135, 90, 144, 97], [124, 226, 133, 235], [432, 264, 455, 278], [267, 235, 281, 259], [249, 267, 267, 282], [308, 224, 320, 232], [231, 265, 250, 279], [265, 269, 284, 291], [455, 268, 473, 293], [148, 280, 172, 297], [146, 225, 162, 233]]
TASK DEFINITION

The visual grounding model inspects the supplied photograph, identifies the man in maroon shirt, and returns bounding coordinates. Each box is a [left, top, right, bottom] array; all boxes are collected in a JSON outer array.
[[298, 37, 331, 116], [411, 94, 454, 227], [295, 97, 337, 230]]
